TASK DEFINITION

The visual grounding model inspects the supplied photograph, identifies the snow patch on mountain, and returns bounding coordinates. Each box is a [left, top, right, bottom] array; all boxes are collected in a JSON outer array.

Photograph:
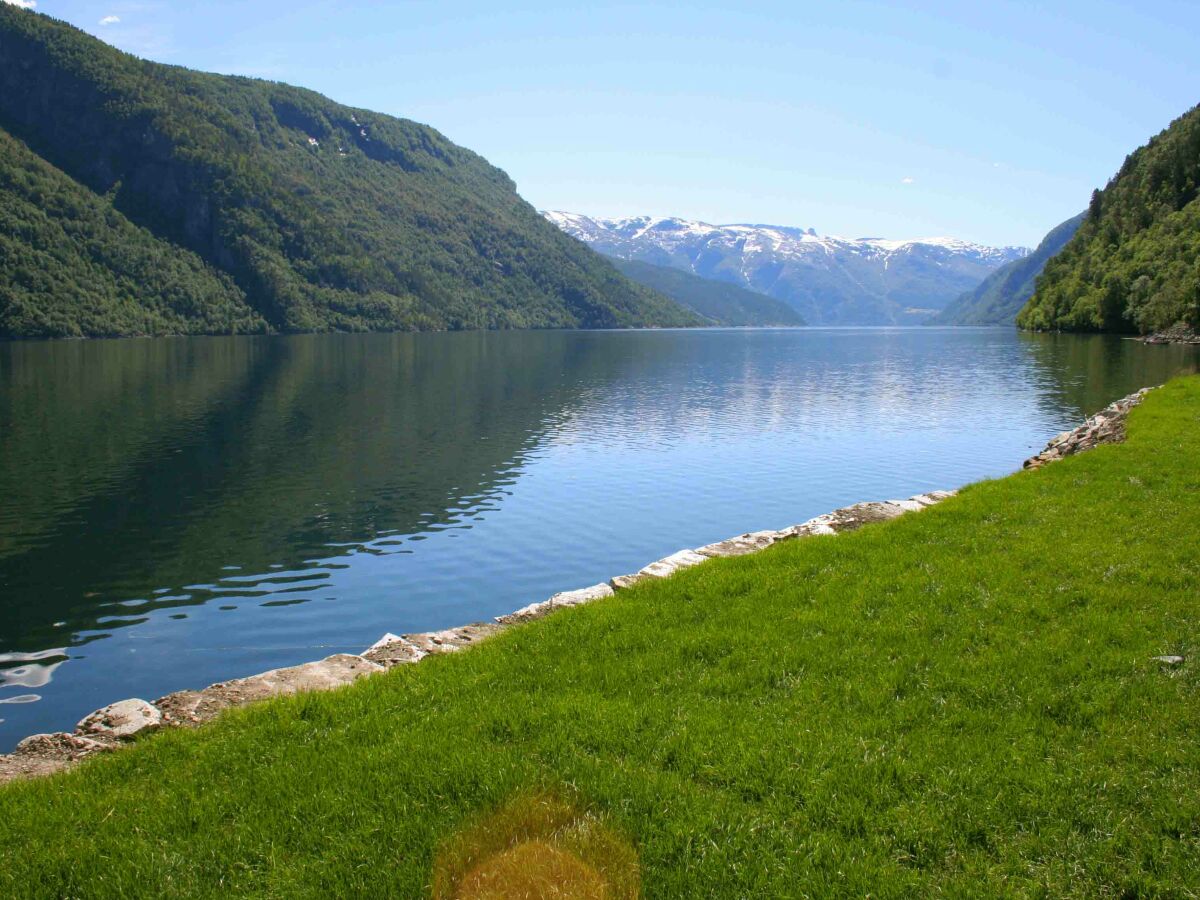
[[543, 211, 1029, 326]]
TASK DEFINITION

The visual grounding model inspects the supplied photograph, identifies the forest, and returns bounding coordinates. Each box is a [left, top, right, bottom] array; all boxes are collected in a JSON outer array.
[[0, 7, 697, 338], [1019, 104, 1200, 334]]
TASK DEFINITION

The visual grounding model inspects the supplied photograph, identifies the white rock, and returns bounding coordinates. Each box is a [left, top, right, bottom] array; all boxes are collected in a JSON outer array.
[[696, 530, 783, 558], [638, 549, 708, 579], [156, 655, 385, 726], [366, 633, 405, 653], [361, 636, 427, 667], [1153, 655, 1185, 666], [785, 520, 839, 537], [610, 573, 647, 591], [214, 655, 382, 700], [15, 732, 111, 759], [402, 624, 502, 656], [496, 583, 613, 625], [76, 699, 162, 740]]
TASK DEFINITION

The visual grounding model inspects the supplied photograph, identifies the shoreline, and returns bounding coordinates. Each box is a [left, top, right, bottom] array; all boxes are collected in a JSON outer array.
[[0, 387, 1154, 785], [1138, 325, 1200, 345]]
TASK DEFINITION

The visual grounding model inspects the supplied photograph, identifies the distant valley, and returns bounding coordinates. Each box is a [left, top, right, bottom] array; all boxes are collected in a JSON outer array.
[[607, 258, 805, 327], [545, 211, 1029, 326], [934, 213, 1085, 326]]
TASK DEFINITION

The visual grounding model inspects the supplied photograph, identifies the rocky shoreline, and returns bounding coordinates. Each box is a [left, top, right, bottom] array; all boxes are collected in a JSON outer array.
[[0, 389, 1154, 785], [1139, 325, 1200, 345], [1022, 388, 1150, 469]]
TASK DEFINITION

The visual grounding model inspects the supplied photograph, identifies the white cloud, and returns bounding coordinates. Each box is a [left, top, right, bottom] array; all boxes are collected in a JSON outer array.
[[900, 177, 915, 185], [2, 0, 38, 9], [99, 15, 121, 25]]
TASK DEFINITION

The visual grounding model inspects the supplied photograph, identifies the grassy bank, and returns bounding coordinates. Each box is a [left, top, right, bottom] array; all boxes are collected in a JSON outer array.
[[3, 378, 1199, 897]]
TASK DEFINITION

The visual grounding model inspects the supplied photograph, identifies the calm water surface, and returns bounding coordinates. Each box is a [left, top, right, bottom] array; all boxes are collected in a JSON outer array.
[[0, 327, 1196, 749]]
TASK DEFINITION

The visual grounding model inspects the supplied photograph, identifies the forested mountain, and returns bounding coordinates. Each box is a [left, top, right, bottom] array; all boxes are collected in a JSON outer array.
[[0, 7, 698, 338], [0, 127, 266, 338], [608, 258, 805, 326], [545, 211, 1027, 325], [933, 213, 1085, 326], [1018, 104, 1200, 334]]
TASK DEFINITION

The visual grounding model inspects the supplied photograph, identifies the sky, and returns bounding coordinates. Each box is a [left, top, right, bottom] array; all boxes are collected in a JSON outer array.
[[11, 0, 1200, 247]]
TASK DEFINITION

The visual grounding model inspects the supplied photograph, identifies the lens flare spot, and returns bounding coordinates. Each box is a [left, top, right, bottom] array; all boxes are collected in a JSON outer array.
[[433, 792, 639, 900]]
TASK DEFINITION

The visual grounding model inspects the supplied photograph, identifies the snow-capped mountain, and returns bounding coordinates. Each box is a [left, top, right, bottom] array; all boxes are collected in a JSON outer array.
[[544, 212, 1029, 326]]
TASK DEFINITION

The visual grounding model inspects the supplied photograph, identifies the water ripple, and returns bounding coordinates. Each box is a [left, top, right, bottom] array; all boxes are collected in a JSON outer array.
[[0, 328, 1195, 748]]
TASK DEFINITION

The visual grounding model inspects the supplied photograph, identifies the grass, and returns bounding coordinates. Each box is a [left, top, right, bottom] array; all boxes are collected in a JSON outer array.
[[3, 378, 1199, 897]]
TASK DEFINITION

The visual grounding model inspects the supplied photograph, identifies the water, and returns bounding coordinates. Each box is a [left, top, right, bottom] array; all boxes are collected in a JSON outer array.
[[0, 327, 1195, 749]]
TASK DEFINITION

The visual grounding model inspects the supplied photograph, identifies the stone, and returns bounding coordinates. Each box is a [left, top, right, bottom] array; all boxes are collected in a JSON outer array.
[[15, 732, 112, 760], [926, 489, 957, 501], [1024, 388, 1153, 469], [0, 731, 114, 785], [611, 547, 709, 589], [783, 520, 839, 538], [496, 583, 613, 625], [817, 501, 907, 533], [909, 491, 955, 507], [1153, 655, 1185, 667], [222, 654, 382, 695], [609, 573, 646, 591], [696, 530, 785, 558], [76, 698, 161, 740], [157, 654, 383, 728], [155, 690, 222, 727], [361, 634, 428, 668], [638, 549, 708, 580], [401, 623, 503, 656], [366, 632, 404, 652]]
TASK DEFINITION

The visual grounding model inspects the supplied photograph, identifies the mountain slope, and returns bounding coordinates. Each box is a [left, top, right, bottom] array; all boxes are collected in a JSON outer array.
[[933, 212, 1085, 326], [0, 7, 698, 338], [545, 211, 1027, 326], [0, 125, 265, 338], [1018, 104, 1200, 334], [607, 258, 805, 326]]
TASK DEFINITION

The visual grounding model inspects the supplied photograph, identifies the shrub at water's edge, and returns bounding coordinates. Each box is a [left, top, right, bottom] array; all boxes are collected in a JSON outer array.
[[1018, 103, 1200, 335], [1, 376, 1198, 895], [0, 6, 700, 338]]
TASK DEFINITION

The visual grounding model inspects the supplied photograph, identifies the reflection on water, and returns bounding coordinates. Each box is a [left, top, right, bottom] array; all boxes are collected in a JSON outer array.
[[0, 328, 1195, 747]]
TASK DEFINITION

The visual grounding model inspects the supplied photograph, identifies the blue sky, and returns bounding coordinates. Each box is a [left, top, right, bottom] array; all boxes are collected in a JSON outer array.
[[18, 0, 1200, 247]]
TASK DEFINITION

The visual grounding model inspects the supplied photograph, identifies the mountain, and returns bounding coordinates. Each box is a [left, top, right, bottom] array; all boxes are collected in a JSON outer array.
[[1018, 104, 1200, 335], [932, 212, 1085, 326], [607, 258, 805, 326], [545, 211, 1028, 326], [0, 7, 698, 339], [0, 126, 268, 338]]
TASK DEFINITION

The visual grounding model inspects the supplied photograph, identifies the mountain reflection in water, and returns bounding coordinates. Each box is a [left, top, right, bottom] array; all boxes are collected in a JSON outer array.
[[0, 328, 1195, 748]]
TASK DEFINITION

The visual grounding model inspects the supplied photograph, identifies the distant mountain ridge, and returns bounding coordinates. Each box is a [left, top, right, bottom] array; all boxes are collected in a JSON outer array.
[[545, 211, 1029, 326], [933, 212, 1085, 326], [0, 7, 698, 338], [607, 258, 805, 326]]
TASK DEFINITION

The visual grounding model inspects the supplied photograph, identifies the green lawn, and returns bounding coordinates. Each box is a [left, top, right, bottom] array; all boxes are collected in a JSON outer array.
[[3, 378, 1199, 897]]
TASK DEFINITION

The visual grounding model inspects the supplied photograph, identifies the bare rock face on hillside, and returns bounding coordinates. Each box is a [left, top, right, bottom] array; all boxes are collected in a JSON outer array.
[[1024, 389, 1151, 469]]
